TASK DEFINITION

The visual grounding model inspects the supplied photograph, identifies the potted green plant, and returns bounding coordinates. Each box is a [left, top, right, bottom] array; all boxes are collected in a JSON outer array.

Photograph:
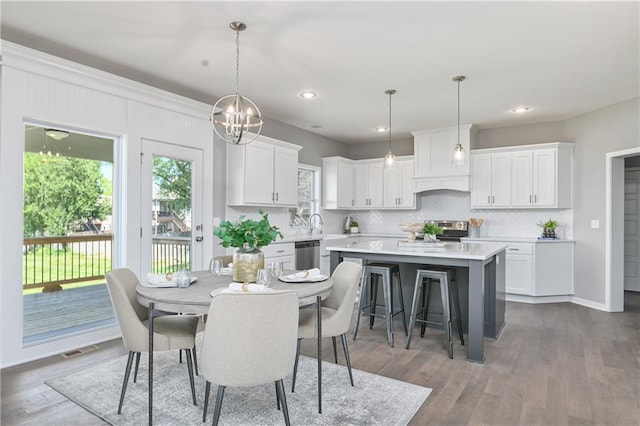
[[537, 219, 559, 239], [214, 209, 283, 282], [350, 220, 359, 234], [423, 222, 444, 243]]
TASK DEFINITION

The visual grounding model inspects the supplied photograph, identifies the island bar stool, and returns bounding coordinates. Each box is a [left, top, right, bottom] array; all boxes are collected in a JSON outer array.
[[406, 267, 464, 359], [353, 262, 408, 347]]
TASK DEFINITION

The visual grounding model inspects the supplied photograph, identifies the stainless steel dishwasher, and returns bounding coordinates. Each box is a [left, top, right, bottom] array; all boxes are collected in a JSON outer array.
[[295, 240, 320, 270]]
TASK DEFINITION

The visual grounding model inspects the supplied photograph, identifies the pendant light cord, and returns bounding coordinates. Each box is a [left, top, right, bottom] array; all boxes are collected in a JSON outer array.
[[457, 79, 460, 146], [388, 91, 392, 151], [235, 28, 240, 95]]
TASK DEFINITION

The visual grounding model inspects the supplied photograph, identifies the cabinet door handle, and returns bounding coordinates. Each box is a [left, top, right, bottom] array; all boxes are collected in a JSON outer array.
[[492, 195, 495, 204], [529, 195, 532, 203], [276, 192, 279, 201], [272, 192, 275, 201], [509, 248, 520, 251], [487, 195, 491, 204], [277, 249, 285, 253], [534, 194, 537, 203], [352, 199, 354, 206]]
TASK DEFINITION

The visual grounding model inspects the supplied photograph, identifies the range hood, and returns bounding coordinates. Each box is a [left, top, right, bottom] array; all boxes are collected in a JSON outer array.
[[411, 124, 475, 193]]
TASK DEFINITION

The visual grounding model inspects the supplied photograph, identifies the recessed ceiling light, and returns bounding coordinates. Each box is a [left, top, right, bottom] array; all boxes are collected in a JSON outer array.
[[511, 106, 531, 113], [375, 126, 388, 132], [299, 90, 317, 99]]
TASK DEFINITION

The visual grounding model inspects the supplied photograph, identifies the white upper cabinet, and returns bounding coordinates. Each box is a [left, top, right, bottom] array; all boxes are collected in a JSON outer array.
[[412, 124, 475, 192], [471, 142, 574, 209], [384, 157, 415, 208], [323, 157, 355, 209], [227, 135, 302, 207], [323, 155, 415, 210], [354, 161, 384, 208], [470, 152, 511, 207]]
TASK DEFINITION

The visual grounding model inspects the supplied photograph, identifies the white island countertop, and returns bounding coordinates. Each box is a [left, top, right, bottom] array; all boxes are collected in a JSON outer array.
[[325, 239, 508, 261]]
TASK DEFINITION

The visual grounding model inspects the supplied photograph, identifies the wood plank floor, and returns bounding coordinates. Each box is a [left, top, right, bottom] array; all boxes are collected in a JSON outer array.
[[2, 294, 639, 425]]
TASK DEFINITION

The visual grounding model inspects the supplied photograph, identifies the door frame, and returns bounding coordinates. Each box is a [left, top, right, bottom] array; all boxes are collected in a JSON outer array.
[[606, 146, 640, 311]]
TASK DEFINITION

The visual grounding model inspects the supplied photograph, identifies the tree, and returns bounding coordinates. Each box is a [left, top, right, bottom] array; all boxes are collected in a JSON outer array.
[[152, 157, 192, 219], [23, 154, 111, 237]]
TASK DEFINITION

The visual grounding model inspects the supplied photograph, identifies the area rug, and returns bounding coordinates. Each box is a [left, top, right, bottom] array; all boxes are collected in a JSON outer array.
[[46, 351, 431, 425]]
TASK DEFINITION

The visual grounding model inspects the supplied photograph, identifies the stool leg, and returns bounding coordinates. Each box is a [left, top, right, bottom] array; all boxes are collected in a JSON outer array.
[[383, 269, 394, 347], [353, 271, 368, 340], [421, 279, 433, 337], [450, 276, 465, 346], [439, 276, 453, 359], [370, 275, 378, 329], [406, 273, 423, 349], [395, 271, 408, 336]]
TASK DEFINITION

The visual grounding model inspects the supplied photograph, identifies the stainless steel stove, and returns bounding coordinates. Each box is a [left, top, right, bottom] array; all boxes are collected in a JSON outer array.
[[421, 220, 469, 242]]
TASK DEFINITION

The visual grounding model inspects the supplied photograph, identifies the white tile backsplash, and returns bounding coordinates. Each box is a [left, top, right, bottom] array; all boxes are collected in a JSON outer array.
[[342, 190, 573, 239], [225, 190, 573, 240]]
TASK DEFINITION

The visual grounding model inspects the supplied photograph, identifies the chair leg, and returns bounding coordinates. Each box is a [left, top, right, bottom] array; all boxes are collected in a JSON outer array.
[[450, 276, 465, 345], [439, 277, 453, 359], [406, 274, 423, 349], [275, 382, 281, 410], [212, 385, 226, 426], [332, 336, 338, 363], [421, 279, 433, 337], [179, 349, 183, 363], [291, 338, 302, 392], [185, 348, 197, 405], [370, 276, 378, 329], [341, 334, 354, 386], [382, 269, 394, 347], [396, 272, 409, 336], [353, 271, 368, 340], [192, 344, 199, 376], [203, 381, 211, 422], [133, 351, 141, 383], [118, 351, 135, 414], [276, 379, 291, 426]]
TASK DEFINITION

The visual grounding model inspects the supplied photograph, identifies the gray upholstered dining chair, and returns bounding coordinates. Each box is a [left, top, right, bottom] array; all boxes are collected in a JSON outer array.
[[291, 261, 363, 407], [105, 268, 199, 414], [200, 290, 299, 426]]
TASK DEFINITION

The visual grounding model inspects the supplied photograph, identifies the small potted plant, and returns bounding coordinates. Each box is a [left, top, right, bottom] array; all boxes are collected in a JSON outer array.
[[214, 209, 283, 282], [350, 220, 359, 234], [537, 219, 559, 239], [423, 222, 444, 243]]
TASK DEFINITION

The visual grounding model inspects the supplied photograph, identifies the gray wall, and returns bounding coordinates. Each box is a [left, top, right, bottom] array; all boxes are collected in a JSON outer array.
[[261, 117, 349, 166], [564, 97, 640, 304], [347, 137, 414, 160], [475, 121, 566, 148]]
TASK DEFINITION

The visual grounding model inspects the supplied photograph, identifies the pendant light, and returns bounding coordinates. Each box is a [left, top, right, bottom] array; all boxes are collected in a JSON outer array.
[[210, 22, 263, 145], [452, 75, 466, 166], [383, 89, 396, 170]]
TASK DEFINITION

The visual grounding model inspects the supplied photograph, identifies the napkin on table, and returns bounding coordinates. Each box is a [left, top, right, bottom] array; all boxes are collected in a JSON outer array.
[[289, 268, 321, 279], [227, 282, 271, 292], [146, 272, 175, 284]]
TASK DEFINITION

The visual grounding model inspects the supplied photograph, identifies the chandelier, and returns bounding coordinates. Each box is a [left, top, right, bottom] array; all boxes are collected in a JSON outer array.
[[210, 22, 263, 145]]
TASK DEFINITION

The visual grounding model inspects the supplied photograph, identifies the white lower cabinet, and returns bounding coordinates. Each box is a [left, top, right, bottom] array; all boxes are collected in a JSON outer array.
[[505, 243, 534, 295], [466, 238, 574, 299], [262, 242, 295, 271]]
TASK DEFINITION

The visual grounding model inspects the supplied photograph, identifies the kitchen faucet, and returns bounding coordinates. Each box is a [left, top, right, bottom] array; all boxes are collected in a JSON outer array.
[[308, 213, 324, 234]]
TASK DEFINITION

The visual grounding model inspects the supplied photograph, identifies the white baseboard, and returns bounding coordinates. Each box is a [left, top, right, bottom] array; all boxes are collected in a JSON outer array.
[[505, 293, 612, 312], [505, 294, 571, 304], [569, 296, 609, 311]]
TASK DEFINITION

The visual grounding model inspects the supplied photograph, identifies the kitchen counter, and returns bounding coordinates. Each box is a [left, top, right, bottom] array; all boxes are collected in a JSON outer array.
[[326, 239, 507, 364], [462, 236, 575, 243]]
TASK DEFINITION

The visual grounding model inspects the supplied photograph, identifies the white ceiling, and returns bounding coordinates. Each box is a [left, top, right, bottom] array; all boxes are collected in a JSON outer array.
[[2, 1, 638, 144]]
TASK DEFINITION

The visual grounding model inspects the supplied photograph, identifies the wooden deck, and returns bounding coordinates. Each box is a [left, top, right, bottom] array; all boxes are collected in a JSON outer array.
[[23, 284, 115, 343]]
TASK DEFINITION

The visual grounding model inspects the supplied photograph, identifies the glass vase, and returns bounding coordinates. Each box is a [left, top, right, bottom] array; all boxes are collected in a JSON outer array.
[[233, 246, 264, 283]]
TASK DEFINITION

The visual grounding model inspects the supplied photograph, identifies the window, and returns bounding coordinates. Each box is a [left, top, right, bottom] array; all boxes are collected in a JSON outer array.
[[289, 164, 321, 227]]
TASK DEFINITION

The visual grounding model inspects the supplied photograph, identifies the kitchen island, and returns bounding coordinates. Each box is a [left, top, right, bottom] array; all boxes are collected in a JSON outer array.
[[326, 239, 507, 364]]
